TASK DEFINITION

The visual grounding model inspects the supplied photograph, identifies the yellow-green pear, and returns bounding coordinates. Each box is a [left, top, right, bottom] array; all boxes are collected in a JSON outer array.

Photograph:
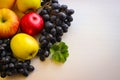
[[16, 0, 41, 13], [0, 0, 16, 9]]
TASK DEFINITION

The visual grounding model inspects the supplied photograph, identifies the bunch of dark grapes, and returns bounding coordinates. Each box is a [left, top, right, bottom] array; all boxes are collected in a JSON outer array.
[[37, 0, 74, 61], [0, 39, 34, 78]]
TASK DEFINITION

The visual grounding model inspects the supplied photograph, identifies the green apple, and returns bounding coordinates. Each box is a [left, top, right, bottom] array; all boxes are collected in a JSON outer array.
[[0, 0, 16, 9], [16, 0, 41, 13], [0, 8, 19, 39], [10, 33, 39, 61]]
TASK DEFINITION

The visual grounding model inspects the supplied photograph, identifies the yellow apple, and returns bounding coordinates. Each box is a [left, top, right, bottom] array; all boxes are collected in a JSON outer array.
[[16, 0, 41, 13], [0, 0, 16, 9], [10, 33, 39, 61]]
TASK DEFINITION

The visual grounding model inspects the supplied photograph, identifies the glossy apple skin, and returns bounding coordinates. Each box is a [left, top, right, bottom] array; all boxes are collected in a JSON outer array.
[[0, 8, 19, 39], [20, 12, 44, 36]]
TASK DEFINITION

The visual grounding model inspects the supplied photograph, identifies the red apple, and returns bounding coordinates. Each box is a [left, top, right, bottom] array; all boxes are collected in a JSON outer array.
[[20, 12, 44, 36], [0, 8, 19, 39]]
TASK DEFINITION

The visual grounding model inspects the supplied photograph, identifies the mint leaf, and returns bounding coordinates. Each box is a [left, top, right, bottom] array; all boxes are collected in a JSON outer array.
[[50, 42, 69, 63]]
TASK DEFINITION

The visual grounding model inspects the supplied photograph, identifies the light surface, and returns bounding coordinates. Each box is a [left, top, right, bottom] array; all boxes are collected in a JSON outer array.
[[5, 0, 120, 80]]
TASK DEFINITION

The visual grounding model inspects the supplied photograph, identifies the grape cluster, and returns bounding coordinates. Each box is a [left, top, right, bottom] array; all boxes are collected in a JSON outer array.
[[37, 0, 74, 61], [0, 39, 34, 78]]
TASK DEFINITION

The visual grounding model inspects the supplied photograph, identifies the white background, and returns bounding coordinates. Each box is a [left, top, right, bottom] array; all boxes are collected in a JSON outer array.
[[6, 0, 120, 80]]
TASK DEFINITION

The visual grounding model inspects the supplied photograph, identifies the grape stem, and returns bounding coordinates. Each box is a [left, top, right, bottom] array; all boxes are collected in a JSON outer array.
[[36, 2, 51, 14]]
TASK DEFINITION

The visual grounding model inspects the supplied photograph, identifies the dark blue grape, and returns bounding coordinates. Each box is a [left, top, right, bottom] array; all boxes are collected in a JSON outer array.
[[40, 9, 48, 15], [37, 49, 45, 56], [23, 62, 28, 67], [56, 26, 63, 36], [43, 14, 50, 21], [5, 56, 11, 63], [18, 68, 24, 73], [66, 9, 75, 15], [15, 62, 23, 69], [52, 3, 60, 9], [39, 35, 46, 43], [50, 15, 57, 22], [39, 55, 45, 61], [9, 63, 14, 68], [41, 29, 47, 35], [22, 69, 29, 77], [52, 9, 59, 14], [56, 36, 62, 42], [44, 51, 50, 57], [58, 12, 67, 20], [56, 18, 63, 26], [46, 34, 53, 41], [50, 28, 56, 36], [52, 0, 58, 3], [41, 40, 48, 49], [45, 21, 54, 32], [60, 5, 68, 10], [61, 23, 69, 32], [47, 42, 53, 49], [25, 60, 31, 65], [67, 16, 73, 22], [50, 37, 56, 44], [65, 21, 71, 26], [27, 65, 34, 72], [1, 51, 6, 57]]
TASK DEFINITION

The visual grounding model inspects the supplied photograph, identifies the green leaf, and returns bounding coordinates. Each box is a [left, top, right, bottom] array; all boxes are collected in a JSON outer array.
[[52, 53, 60, 62], [59, 53, 66, 63], [50, 42, 69, 63], [59, 42, 68, 50], [63, 52, 69, 58], [50, 44, 59, 51]]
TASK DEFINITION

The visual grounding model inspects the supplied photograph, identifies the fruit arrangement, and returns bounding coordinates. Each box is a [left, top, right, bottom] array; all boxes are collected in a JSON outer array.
[[0, 0, 74, 78]]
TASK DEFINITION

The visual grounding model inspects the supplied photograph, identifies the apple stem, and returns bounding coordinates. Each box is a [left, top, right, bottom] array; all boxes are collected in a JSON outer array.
[[36, 2, 50, 14]]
